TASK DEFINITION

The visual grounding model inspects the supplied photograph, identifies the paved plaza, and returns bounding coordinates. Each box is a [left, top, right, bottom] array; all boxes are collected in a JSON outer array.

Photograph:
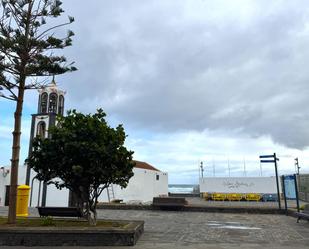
[[0, 207, 308, 248]]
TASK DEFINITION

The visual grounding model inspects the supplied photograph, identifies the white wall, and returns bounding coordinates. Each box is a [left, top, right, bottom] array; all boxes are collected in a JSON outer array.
[[99, 168, 168, 203], [25, 173, 69, 207], [0, 165, 28, 207], [0, 166, 69, 207], [0, 167, 11, 206], [45, 184, 69, 207], [199, 177, 281, 194], [0, 166, 168, 206]]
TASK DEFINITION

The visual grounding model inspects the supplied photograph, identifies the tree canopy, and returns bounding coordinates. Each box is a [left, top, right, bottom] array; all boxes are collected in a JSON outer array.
[[0, 0, 76, 97], [27, 109, 135, 224]]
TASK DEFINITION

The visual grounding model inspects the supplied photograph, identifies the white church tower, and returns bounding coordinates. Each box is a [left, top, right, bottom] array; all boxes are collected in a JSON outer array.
[[25, 78, 66, 205]]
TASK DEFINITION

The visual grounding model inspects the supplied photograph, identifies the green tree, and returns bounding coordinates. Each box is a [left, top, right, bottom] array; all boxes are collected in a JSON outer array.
[[0, 0, 76, 223], [27, 109, 135, 225]]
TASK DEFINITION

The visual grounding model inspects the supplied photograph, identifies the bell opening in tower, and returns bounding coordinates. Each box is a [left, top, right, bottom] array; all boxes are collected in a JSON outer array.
[[49, 93, 58, 113], [40, 92, 48, 113], [36, 121, 46, 138], [58, 95, 64, 115]]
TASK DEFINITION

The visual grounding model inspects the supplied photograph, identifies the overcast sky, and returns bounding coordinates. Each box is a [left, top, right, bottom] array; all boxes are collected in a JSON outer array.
[[1, 0, 309, 183]]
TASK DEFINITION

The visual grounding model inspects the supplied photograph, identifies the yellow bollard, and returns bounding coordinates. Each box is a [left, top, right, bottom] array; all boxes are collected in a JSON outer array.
[[16, 185, 31, 217], [202, 192, 208, 200]]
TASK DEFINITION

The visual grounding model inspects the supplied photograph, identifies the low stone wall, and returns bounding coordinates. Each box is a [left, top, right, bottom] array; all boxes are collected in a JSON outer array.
[[98, 203, 152, 210], [182, 205, 284, 214], [98, 203, 284, 214], [169, 193, 200, 197], [0, 220, 144, 246]]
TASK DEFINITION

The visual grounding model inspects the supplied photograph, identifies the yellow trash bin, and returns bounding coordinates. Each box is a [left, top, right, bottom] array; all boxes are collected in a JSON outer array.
[[16, 185, 30, 217]]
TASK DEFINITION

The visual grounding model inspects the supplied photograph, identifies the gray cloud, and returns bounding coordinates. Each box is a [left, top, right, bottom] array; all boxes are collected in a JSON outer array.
[[58, 0, 309, 149]]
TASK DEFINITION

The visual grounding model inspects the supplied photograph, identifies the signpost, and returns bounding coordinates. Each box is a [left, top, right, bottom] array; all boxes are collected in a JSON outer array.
[[259, 153, 281, 210]]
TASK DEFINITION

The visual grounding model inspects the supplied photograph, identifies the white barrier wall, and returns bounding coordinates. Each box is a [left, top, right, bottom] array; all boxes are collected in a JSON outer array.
[[199, 177, 281, 194]]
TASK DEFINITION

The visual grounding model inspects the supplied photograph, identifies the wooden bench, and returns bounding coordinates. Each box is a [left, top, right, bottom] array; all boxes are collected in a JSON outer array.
[[37, 207, 83, 218], [296, 204, 309, 223], [152, 197, 187, 210]]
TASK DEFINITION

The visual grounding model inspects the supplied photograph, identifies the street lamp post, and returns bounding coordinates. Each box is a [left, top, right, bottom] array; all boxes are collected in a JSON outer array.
[[200, 161, 204, 178]]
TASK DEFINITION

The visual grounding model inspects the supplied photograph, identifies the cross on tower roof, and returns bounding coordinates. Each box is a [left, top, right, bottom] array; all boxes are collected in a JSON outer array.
[[50, 75, 56, 86]]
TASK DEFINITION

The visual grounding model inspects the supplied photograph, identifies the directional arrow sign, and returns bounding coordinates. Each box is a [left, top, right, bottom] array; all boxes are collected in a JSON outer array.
[[260, 154, 279, 162], [260, 160, 275, 163], [259, 155, 274, 158]]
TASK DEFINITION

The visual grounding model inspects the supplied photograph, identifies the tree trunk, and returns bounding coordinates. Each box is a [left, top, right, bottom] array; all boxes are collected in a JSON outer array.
[[8, 84, 25, 224], [7, 0, 32, 224], [88, 203, 97, 226]]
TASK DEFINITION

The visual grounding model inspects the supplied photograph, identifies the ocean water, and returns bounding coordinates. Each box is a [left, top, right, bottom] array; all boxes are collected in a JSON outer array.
[[168, 184, 198, 193]]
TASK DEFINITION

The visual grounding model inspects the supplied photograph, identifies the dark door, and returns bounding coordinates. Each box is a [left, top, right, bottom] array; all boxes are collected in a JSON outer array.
[[5, 185, 10, 206]]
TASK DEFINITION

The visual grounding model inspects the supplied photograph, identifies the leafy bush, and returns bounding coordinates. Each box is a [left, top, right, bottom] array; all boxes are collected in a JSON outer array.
[[41, 216, 55, 226]]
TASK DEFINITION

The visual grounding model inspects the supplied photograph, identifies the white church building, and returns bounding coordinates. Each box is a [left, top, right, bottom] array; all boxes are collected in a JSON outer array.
[[0, 80, 168, 207]]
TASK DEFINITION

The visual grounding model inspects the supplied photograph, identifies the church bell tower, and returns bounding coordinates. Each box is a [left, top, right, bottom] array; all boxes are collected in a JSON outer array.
[[25, 78, 66, 204]]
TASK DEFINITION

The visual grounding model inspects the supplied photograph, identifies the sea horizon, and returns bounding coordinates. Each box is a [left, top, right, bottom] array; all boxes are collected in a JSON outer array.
[[168, 184, 199, 193]]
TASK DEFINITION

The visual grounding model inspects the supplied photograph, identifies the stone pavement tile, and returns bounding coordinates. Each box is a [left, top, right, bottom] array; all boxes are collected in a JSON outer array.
[[1, 207, 309, 248], [1, 242, 308, 249]]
